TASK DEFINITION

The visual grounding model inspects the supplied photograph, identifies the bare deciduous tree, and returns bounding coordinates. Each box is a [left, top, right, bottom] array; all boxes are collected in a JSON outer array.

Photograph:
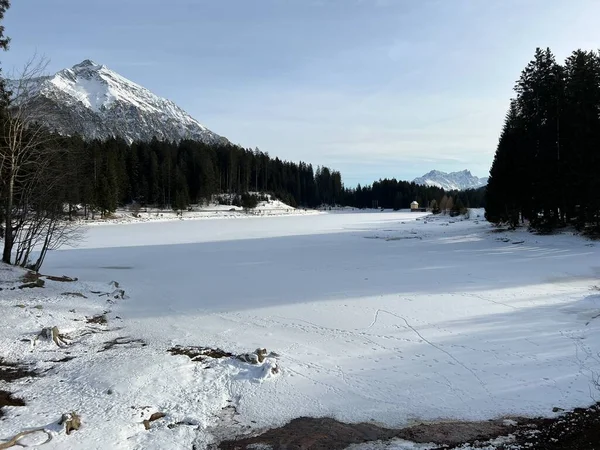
[[445, 196, 454, 215], [439, 195, 448, 214], [0, 56, 85, 270], [13, 161, 84, 271]]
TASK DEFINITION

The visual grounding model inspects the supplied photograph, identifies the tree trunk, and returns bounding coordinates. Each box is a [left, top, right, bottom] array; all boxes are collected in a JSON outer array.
[[2, 215, 12, 263], [2, 175, 14, 264]]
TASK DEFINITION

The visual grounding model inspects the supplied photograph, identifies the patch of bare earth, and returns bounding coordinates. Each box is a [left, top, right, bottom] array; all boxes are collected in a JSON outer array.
[[43, 274, 77, 282], [400, 420, 519, 447], [99, 336, 146, 352], [217, 403, 600, 450], [503, 403, 600, 450], [0, 358, 36, 418], [168, 345, 233, 362], [217, 417, 518, 450], [0, 358, 36, 383], [0, 391, 25, 418], [17, 271, 45, 289], [86, 313, 108, 325], [218, 417, 398, 450]]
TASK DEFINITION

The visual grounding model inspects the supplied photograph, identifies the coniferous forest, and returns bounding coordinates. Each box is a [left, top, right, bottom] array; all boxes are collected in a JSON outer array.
[[44, 134, 484, 217], [486, 47, 600, 232], [55, 136, 342, 214]]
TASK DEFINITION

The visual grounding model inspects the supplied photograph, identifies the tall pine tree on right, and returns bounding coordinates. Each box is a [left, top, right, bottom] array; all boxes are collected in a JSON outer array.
[[486, 47, 600, 233]]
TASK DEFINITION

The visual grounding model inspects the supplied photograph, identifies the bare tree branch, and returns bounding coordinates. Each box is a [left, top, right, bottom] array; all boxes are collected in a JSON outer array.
[[1, 55, 85, 269]]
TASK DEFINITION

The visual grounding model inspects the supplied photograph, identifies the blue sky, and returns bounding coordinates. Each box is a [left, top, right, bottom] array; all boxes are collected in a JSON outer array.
[[4, 0, 600, 186]]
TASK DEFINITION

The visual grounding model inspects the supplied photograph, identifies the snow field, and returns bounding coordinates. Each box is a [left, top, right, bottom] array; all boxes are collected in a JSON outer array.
[[76, 198, 320, 227], [1, 210, 599, 449]]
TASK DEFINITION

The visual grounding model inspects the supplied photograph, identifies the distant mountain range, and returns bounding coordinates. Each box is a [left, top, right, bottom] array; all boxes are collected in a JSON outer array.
[[412, 170, 488, 191], [8, 59, 227, 145]]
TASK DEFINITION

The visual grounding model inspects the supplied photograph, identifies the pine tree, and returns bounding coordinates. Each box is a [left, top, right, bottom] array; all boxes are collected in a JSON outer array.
[[393, 192, 402, 211], [563, 50, 600, 228], [452, 198, 465, 216], [515, 48, 564, 227], [172, 167, 189, 212], [486, 100, 525, 228], [0, 0, 10, 109]]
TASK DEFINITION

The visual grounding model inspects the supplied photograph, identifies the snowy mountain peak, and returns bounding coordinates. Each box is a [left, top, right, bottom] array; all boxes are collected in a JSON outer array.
[[11, 59, 227, 145], [413, 169, 488, 191], [49, 59, 163, 114], [72, 59, 102, 70]]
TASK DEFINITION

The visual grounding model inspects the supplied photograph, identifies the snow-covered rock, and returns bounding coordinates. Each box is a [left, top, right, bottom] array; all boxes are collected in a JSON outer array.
[[413, 169, 488, 191], [8, 59, 227, 145]]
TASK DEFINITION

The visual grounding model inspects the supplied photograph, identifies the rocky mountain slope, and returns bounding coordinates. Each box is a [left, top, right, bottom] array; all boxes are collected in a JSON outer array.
[[9, 59, 227, 145], [413, 169, 488, 191]]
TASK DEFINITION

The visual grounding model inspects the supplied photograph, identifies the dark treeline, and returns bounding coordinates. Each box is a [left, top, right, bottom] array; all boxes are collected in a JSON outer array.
[[53, 134, 485, 217], [346, 179, 444, 209], [55, 136, 344, 215], [486, 47, 600, 232], [342, 179, 485, 212]]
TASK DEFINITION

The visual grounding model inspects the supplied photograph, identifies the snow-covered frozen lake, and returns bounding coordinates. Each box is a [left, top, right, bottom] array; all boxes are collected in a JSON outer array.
[[8, 210, 600, 449]]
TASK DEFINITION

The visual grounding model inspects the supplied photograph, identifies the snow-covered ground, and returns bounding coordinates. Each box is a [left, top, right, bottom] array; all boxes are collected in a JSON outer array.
[[1, 210, 600, 449], [79, 198, 319, 226]]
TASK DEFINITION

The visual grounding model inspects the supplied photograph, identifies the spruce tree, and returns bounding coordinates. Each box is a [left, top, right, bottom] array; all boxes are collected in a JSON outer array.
[[515, 48, 564, 227], [563, 50, 600, 228], [0, 0, 10, 108], [486, 100, 525, 228]]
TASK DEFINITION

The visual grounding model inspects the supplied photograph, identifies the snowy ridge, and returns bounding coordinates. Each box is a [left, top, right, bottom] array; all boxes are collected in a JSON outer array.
[[8, 59, 227, 145], [413, 169, 488, 191]]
